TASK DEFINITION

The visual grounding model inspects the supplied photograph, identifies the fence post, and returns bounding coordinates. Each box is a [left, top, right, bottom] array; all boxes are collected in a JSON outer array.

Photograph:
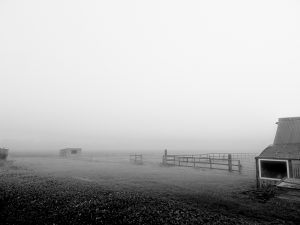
[[255, 157, 259, 188], [209, 157, 212, 169], [162, 149, 167, 165], [238, 160, 241, 173], [228, 154, 232, 172], [193, 157, 196, 167]]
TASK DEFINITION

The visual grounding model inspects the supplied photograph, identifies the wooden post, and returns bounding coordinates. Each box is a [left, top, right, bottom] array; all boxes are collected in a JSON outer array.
[[228, 154, 232, 172], [209, 157, 212, 169], [193, 157, 196, 167], [238, 160, 241, 173], [162, 149, 167, 165], [255, 157, 259, 188], [288, 159, 293, 178]]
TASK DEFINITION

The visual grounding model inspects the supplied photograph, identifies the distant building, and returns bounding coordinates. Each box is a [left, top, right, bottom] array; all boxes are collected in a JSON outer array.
[[256, 117, 300, 187], [59, 148, 82, 157], [0, 148, 9, 160]]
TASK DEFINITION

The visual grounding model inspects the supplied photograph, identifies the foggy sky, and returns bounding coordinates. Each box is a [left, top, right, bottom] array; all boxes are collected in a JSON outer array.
[[1, 0, 300, 153]]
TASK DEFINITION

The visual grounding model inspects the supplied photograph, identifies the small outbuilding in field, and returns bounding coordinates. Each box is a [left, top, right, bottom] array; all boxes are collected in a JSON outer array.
[[59, 148, 82, 157], [256, 117, 300, 187], [0, 148, 9, 160]]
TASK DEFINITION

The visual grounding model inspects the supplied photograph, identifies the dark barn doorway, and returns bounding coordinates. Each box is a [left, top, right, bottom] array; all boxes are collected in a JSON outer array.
[[260, 160, 288, 179]]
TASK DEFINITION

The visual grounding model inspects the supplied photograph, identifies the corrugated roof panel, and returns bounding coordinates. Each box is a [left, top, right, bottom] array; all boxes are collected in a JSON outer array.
[[274, 117, 300, 144]]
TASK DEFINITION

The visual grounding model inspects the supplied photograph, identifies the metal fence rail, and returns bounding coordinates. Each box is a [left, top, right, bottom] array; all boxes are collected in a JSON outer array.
[[162, 151, 258, 173], [163, 155, 241, 172]]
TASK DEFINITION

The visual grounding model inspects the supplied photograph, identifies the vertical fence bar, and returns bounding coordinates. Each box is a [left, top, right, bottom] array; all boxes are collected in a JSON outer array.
[[228, 154, 232, 172]]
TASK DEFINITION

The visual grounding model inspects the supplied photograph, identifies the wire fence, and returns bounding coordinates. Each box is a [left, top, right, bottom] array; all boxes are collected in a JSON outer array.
[[162, 152, 258, 175]]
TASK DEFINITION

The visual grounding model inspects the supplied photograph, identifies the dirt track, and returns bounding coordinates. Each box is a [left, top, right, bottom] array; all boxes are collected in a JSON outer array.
[[1, 159, 300, 224]]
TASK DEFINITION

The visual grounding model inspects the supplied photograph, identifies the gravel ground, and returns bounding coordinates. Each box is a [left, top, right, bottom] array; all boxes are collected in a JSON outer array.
[[1, 163, 300, 225]]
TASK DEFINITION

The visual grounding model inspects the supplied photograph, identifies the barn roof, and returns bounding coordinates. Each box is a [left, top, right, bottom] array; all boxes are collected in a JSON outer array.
[[274, 117, 300, 145], [258, 144, 300, 160]]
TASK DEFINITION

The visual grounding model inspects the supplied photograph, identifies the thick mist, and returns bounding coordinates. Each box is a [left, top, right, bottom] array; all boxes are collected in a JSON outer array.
[[1, 0, 300, 153]]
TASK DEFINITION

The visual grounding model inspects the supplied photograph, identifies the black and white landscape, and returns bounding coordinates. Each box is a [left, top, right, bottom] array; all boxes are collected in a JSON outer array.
[[1, 1, 300, 224]]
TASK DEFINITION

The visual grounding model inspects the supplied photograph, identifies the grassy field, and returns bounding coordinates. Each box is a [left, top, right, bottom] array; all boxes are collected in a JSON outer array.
[[1, 155, 300, 224]]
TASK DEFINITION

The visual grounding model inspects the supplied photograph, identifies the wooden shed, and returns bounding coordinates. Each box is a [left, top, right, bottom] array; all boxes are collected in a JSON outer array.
[[256, 117, 300, 187], [59, 148, 82, 157], [0, 148, 9, 160]]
